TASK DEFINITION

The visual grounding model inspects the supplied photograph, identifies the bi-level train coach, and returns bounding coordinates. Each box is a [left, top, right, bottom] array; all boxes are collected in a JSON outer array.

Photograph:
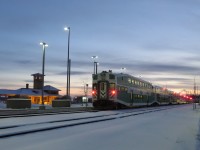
[[92, 70, 176, 109]]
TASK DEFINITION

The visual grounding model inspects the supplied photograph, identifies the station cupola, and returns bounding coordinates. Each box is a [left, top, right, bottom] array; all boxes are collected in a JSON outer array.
[[31, 73, 44, 89]]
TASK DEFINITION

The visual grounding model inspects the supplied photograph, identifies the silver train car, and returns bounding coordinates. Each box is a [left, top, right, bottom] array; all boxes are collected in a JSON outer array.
[[92, 70, 176, 109]]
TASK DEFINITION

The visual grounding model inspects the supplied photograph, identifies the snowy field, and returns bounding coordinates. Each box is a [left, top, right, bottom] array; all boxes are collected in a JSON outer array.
[[0, 104, 200, 150]]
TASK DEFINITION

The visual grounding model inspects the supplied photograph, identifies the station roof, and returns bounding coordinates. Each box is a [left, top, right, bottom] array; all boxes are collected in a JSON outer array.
[[0, 88, 60, 96], [44, 85, 60, 91]]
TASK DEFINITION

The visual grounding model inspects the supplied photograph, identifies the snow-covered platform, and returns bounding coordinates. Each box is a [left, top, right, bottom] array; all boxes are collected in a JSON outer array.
[[0, 104, 199, 150]]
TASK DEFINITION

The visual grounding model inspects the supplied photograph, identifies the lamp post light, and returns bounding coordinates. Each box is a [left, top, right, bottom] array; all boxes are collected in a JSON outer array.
[[64, 26, 71, 99], [91, 56, 98, 74], [39, 42, 48, 110], [121, 67, 126, 73]]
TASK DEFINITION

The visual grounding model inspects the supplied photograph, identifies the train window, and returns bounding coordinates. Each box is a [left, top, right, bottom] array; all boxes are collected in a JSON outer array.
[[109, 74, 115, 79], [118, 86, 120, 91], [93, 83, 97, 90], [101, 83, 105, 90], [142, 83, 144, 87], [132, 80, 135, 84], [93, 75, 98, 80], [128, 78, 131, 83], [121, 87, 125, 91], [110, 83, 115, 90], [118, 86, 128, 92]]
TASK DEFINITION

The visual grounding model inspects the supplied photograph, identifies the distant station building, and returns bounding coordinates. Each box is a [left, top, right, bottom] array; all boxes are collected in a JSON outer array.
[[0, 73, 61, 105]]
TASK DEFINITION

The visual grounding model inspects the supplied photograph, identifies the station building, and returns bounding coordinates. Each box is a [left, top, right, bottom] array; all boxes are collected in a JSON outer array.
[[0, 73, 61, 105]]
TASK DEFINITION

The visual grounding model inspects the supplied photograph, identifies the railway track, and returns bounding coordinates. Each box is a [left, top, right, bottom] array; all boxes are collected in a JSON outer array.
[[0, 105, 179, 138], [0, 107, 96, 118]]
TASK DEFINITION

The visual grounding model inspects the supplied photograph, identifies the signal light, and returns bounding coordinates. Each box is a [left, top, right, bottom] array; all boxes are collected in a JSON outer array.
[[92, 90, 96, 95]]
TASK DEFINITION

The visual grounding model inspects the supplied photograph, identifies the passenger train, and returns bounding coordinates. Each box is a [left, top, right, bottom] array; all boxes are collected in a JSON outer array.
[[92, 70, 177, 109]]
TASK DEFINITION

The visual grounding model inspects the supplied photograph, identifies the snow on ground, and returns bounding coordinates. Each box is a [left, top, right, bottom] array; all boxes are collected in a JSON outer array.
[[0, 104, 200, 150], [0, 101, 93, 109]]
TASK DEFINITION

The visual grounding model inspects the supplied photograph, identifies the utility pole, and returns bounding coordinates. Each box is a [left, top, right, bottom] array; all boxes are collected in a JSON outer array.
[[193, 77, 197, 109], [84, 83, 88, 107]]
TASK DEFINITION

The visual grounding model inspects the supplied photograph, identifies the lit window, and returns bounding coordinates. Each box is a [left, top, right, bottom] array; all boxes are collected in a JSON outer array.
[[132, 80, 135, 84], [110, 83, 115, 90]]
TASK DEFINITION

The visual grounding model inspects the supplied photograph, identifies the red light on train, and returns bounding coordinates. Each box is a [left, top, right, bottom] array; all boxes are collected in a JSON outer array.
[[92, 90, 96, 95], [112, 90, 116, 95]]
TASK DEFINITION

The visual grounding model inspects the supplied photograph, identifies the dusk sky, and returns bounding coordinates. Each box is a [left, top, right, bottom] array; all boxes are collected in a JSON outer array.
[[1, 0, 200, 96]]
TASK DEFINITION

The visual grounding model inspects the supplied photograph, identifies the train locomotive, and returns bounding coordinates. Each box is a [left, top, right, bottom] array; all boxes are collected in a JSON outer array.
[[92, 70, 176, 109]]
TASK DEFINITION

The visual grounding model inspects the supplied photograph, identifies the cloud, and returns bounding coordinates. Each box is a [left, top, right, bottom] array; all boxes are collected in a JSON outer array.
[[57, 70, 90, 76], [100, 60, 197, 75], [15, 60, 34, 65]]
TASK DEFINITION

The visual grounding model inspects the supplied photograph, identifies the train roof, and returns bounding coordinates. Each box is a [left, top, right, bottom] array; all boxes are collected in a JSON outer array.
[[99, 70, 152, 85]]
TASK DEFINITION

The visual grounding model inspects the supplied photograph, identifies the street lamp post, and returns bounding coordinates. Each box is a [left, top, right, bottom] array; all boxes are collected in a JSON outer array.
[[64, 26, 71, 99], [91, 56, 98, 74], [39, 42, 48, 110], [94, 62, 99, 74]]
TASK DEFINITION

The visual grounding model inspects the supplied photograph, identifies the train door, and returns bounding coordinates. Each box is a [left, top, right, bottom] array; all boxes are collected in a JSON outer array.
[[98, 81, 108, 100]]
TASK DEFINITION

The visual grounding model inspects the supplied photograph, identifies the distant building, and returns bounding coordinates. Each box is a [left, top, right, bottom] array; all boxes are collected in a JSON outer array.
[[0, 73, 61, 105]]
